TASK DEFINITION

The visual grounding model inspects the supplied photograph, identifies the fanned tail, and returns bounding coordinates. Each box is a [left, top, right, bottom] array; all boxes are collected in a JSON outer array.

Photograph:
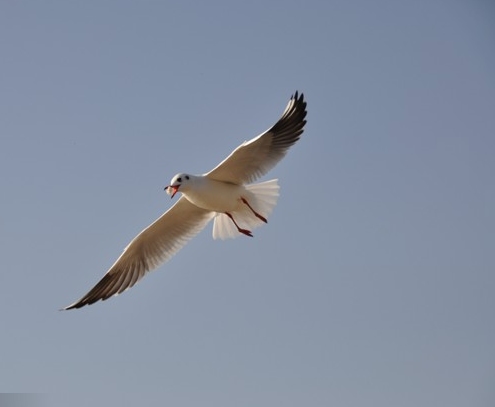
[[212, 179, 280, 240]]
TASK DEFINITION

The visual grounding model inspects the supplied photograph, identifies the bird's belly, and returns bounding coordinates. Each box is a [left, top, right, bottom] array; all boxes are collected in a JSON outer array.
[[183, 181, 245, 212]]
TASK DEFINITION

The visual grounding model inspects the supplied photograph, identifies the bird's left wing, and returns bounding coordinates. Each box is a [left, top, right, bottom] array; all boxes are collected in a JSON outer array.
[[205, 91, 307, 185], [63, 197, 214, 309]]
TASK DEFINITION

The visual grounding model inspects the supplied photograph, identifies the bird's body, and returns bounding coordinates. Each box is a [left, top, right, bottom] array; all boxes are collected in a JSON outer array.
[[64, 91, 307, 309], [172, 174, 246, 213]]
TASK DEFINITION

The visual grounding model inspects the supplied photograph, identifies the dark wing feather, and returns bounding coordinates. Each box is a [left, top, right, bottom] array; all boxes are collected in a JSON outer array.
[[63, 197, 213, 309], [205, 91, 307, 185]]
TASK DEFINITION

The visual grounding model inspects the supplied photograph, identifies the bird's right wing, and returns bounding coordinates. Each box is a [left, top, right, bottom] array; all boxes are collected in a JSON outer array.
[[63, 197, 214, 309]]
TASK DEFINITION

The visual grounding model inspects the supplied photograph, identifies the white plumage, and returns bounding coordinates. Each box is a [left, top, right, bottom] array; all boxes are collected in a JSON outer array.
[[64, 91, 307, 309]]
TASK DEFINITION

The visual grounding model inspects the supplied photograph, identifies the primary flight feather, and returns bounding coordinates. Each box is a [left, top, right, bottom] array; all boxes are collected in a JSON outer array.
[[63, 91, 307, 309]]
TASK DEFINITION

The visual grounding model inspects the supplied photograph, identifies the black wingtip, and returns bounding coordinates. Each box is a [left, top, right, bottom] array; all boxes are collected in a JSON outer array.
[[60, 302, 79, 311], [292, 90, 304, 102]]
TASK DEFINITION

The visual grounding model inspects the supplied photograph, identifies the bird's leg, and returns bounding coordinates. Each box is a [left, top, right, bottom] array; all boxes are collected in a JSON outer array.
[[225, 212, 253, 237], [241, 197, 267, 223]]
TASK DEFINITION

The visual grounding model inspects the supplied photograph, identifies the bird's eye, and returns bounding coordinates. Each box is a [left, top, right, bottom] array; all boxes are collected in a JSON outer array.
[[185, 175, 190, 180], [177, 177, 182, 182]]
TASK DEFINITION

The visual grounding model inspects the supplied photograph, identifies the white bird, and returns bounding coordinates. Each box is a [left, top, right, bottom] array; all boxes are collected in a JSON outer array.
[[63, 91, 307, 309]]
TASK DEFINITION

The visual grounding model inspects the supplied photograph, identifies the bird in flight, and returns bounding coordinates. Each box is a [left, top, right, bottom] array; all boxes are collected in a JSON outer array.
[[63, 91, 307, 309]]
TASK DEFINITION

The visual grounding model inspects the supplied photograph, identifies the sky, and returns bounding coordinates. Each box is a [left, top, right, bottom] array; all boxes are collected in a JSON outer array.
[[1, 0, 494, 406]]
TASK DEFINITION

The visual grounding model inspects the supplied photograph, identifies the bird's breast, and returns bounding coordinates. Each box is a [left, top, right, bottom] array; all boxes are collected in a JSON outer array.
[[182, 179, 245, 213]]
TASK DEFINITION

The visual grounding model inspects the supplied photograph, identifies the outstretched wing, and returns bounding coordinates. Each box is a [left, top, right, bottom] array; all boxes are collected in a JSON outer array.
[[63, 197, 214, 309], [205, 91, 307, 185]]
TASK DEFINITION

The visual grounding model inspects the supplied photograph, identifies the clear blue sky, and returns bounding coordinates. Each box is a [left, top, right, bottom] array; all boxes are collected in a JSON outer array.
[[1, 1, 494, 406]]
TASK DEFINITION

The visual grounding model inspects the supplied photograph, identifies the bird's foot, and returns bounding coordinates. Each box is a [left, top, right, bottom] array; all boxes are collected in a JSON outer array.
[[241, 197, 267, 223], [225, 212, 254, 237]]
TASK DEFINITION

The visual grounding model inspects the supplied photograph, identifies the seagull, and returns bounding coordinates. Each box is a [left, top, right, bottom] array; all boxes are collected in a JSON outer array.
[[63, 91, 307, 309]]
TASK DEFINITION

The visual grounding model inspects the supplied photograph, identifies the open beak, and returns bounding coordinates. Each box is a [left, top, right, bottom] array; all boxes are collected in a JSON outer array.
[[165, 184, 180, 199]]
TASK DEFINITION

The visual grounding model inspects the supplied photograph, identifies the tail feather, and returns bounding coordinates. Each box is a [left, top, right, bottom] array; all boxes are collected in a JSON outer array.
[[212, 179, 280, 240]]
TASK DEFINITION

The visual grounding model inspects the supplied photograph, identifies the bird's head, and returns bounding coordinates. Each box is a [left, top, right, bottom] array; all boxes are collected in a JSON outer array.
[[165, 173, 191, 198]]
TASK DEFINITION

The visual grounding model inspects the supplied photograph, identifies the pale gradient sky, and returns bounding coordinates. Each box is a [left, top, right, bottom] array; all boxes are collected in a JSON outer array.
[[1, 1, 494, 406]]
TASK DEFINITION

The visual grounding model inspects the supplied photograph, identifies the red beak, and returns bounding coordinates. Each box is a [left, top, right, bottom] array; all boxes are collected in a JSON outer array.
[[165, 185, 180, 198]]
